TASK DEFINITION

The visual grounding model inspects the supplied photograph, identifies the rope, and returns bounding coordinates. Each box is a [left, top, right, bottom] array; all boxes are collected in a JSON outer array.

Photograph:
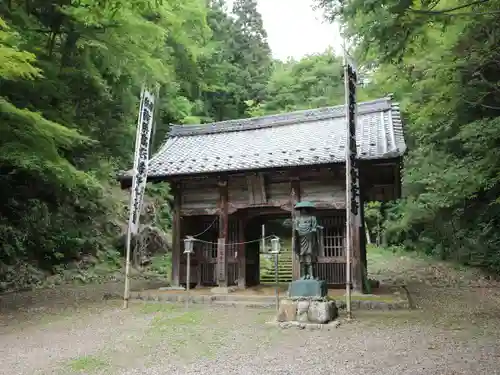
[[189, 216, 218, 238], [191, 234, 278, 246]]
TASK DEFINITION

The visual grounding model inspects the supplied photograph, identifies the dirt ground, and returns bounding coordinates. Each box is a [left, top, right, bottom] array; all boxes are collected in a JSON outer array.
[[1, 249, 500, 375]]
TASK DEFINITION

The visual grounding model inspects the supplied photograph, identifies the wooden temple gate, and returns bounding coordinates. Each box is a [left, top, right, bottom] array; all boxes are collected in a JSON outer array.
[[120, 97, 405, 293], [178, 210, 350, 287], [161, 163, 399, 291], [179, 216, 243, 287]]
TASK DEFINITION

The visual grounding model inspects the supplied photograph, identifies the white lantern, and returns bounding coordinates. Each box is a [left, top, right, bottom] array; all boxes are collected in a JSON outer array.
[[184, 236, 194, 254], [270, 237, 280, 254]]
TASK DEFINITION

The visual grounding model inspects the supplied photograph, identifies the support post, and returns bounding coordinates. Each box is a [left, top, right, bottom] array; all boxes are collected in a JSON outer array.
[[185, 250, 191, 308], [237, 216, 246, 289], [344, 49, 364, 297], [217, 179, 229, 287], [171, 183, 181, 287], [359, 174, 367, 283], [394, 162, 402, 199], [274, 251, 279, 311], [290, 179, 300, 281]]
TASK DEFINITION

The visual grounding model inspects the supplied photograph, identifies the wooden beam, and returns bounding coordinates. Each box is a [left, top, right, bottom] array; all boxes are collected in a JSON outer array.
[[290, 178, 300, 281], [237, 215, 246, 289], [246, 175, 254, 205], [394, 163, 402, 199], [217, 179, 229, 287], [259, 172, 267, 203], [171, 183, 181, 287], [350, 164, 365, 293]]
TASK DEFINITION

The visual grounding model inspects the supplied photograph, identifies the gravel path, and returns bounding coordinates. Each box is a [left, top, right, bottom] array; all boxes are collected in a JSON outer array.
[[1, 285, 500, 375], [2, 254, 500, 375]]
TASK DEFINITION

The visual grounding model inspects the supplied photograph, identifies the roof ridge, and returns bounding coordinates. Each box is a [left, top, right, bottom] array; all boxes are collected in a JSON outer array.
[[169, 97, 393, 137]]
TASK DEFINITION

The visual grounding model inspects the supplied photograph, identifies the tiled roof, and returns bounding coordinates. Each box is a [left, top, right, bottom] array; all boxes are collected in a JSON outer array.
[[143, 97, 406, 178]]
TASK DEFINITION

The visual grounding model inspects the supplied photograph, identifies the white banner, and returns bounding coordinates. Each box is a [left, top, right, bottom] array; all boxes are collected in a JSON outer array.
[[128, 88, 156, 235]]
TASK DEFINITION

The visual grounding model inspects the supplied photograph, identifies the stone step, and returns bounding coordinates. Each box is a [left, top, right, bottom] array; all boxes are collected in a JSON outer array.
[[260, 273, 293, 278], [261, 270, 293, 275], [130, 291, 409, 310], [212, 300, 276, 309], [260, 277, 291, 281]]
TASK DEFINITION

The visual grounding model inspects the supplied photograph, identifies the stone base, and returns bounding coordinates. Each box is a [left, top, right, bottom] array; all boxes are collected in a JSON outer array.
[[267, 319, 341, 330], [288, 279, 327, 298], [158, 286, 185, 291], [210, 286, 237, 294], [276, 298, 338, 324]]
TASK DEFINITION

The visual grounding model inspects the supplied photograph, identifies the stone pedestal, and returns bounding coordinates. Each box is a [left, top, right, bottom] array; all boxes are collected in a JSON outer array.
[[277, 297, 338, 324], [288, 279, 327, 298]]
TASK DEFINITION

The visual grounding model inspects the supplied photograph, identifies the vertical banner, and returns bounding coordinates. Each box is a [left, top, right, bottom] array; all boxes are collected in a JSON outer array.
[[123, 86, 156, 308], [343, 49, 360, 317], [345, 55, 360, 221], [129, 89, 156, 235]]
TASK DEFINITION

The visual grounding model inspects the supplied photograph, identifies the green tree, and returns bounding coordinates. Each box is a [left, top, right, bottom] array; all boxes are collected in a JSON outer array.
[[0, 0, 210, 290], [248, 50, 373, 116], [317, 0, 500, 271]]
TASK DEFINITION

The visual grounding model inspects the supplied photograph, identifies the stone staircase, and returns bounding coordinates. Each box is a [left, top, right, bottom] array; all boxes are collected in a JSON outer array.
[[259, 245, 293, 284]]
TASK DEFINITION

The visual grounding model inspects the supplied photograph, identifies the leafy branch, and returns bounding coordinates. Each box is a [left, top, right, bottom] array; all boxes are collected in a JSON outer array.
[[408, 0, 499, 16]]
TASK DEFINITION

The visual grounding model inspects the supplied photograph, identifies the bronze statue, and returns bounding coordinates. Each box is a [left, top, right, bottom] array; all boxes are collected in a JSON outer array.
[[292, 201, 322, 279]]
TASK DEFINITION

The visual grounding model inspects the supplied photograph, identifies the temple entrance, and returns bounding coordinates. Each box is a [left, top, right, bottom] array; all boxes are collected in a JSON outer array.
[[242, 210, 293, 287], [179, 209, 349, 288]]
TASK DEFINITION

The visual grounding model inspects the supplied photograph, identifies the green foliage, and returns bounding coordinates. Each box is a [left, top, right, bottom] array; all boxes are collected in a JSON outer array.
[[0, 0, 277, 291], [251, 50, 374, 116], [317, 0, 500, 272]]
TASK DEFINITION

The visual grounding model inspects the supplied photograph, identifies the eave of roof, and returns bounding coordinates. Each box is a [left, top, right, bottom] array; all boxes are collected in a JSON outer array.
[[168, 97, 393, 137], [118, 96, 406, 181]]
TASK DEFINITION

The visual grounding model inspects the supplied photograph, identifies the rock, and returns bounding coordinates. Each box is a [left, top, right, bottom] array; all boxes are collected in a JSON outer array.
[[276, 299, 297, 322], [308, 300, 338, 323], [279, 322, 292, 329], [296, 300, 310, 322], [329, 320, 341, 328]]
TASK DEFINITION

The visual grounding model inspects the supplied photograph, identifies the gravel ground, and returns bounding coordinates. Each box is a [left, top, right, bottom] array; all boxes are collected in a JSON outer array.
[[1, 285, 500, 375], [2, 253, 500, 375]]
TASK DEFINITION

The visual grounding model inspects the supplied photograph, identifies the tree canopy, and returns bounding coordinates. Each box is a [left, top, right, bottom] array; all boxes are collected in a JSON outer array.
[[317, 0, 500, 270], [0, 0, 274, 290]]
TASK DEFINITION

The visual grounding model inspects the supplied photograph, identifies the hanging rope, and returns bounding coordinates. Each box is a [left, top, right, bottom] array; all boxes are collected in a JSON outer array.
[[192, 234, 278, 246], [189, 216, 218, 238]]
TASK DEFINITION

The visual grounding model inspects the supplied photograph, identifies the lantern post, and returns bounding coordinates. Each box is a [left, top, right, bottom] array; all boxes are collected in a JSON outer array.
[[184, 236, 194, 309], [270, 236, 281, 312]]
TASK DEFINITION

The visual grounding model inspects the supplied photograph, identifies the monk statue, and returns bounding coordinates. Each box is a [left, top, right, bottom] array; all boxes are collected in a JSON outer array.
[[282, 201, 322, 279]]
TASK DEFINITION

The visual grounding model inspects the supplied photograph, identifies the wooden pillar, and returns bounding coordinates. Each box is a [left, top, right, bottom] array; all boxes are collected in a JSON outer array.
[[217, 179, 229, 287], [237, 216, 246, 288], [394, 161, 402, 199], [196, 237, 202, 288], [290, 178, 300, 281], [171, 183, 181, 287], [359, 173, 367, 287], [351, 165, 366, 293]]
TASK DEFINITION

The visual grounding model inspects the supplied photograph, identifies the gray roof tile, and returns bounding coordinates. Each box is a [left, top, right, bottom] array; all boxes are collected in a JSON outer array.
[[144, 97, 406, 178]]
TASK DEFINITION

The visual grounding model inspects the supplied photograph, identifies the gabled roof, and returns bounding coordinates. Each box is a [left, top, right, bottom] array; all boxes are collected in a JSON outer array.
[[138, 97, 406, 178]]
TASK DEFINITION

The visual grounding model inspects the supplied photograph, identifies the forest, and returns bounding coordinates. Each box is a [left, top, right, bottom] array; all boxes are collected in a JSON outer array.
[[0, 0, 499, 292]]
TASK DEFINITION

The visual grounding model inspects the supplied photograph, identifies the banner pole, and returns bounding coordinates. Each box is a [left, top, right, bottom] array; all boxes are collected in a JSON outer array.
[[343, 45, 353, 321], [123, 86, 146, 309]]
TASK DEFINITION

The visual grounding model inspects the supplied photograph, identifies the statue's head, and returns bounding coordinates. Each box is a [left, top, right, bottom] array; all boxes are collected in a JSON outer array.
[[294, 201, 315, 215]]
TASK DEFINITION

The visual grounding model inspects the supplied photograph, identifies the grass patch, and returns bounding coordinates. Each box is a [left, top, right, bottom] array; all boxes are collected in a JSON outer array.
[[137, 301, 178, 314], [67, 355, 109, 373], [141, 304, 221, 363]]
